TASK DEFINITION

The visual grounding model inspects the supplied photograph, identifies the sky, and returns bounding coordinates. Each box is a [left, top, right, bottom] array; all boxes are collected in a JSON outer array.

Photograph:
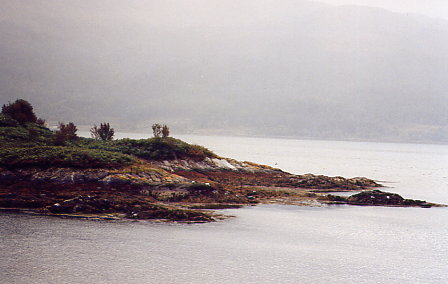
[[1, 0, 448, 143], [318, 0, 448, 19]]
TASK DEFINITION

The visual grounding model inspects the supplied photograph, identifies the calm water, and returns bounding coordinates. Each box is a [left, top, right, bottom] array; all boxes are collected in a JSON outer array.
[[2, 135, 448, 283]]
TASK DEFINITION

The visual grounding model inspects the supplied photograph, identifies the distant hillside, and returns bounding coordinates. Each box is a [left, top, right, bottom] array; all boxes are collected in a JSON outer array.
[[1, 0, 448, 143]]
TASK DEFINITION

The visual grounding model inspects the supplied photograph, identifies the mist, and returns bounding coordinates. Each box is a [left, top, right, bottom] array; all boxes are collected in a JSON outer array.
[[1, 0, 448, 143]]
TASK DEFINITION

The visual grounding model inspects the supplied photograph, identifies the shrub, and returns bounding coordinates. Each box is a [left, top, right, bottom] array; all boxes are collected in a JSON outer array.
[[54, 122, 78, 145], [90, 122, 115, 141], [36, 118, 46, 126], [162, 124, 170, 138], [152, 123, 162, 138], [1, 99, 37, 125]]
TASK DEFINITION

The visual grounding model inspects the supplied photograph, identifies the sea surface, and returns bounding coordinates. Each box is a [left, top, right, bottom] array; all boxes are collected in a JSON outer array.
[[2, 135, 448, 283]]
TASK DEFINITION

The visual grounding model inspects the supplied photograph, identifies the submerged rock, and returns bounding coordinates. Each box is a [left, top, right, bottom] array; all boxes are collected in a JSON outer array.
[[129, 208, 213, 222]]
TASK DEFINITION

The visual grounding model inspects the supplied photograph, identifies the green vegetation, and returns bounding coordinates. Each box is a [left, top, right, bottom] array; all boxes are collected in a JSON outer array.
[[0, 99, 217, 169], [54, 122, 78, 145], [0, 121, 54, 147], [0, 113, 20, 127], [79, 137, 217, 161], [0, 147, 133, 168]]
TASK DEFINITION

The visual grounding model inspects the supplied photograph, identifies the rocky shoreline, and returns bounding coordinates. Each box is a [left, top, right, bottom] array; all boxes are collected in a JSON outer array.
[[0, 156, 438, 223], [0, 101, 440, 223]]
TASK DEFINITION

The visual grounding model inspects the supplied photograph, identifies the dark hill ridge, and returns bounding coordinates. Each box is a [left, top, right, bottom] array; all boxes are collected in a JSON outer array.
[[0, 117, 439, 222]]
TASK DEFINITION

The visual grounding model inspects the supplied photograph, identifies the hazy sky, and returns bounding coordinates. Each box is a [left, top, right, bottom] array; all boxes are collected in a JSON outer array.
[[318, 0, 448, 19], [1, 0, 448, 142]]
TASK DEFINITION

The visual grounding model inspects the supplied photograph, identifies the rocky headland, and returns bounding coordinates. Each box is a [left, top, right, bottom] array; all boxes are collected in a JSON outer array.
[[0, 157, 379, 221], [1, 152, 438, 223], [0, 104, 439, 223]]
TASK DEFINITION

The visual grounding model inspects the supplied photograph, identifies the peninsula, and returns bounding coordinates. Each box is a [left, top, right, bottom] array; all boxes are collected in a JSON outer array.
[[0, 100, 437, 222]]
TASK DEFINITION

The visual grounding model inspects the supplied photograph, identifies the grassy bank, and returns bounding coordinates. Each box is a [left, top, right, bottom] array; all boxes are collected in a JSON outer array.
[[0, 116, 216, 169]]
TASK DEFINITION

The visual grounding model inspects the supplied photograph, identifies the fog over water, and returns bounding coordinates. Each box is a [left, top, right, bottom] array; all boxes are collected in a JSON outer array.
[[1, 0, 448, 143]]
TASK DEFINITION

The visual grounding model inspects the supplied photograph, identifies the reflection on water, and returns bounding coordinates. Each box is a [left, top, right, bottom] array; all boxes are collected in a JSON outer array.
[[2, 136, 448, 283]]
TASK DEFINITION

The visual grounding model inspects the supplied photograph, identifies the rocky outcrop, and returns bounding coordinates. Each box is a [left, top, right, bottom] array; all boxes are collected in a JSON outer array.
[[152, 157, 380, 190], [49, 196, 115, 214], [0, 166, 191, 187], [326, 190, 434, 208], [0, 157, 389, 222], [0, 193, 48, 209], [347, 190, 433, 207], [0, 159, 380, 193], [152, 157, 280, 173], [174, 170, 381, 191], [47, 195, 213, 222], [130, 208, 213, 222]]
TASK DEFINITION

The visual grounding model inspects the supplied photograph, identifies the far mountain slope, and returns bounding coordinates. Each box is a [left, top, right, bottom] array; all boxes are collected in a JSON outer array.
[[1, 0, 447, 142]]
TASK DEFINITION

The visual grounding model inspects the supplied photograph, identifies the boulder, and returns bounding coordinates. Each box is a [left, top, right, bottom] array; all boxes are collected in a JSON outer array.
[[347, 190, 430, 207]]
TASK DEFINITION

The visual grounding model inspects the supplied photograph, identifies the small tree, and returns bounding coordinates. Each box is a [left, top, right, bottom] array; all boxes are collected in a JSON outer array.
[[91, 122, 115, 141], [36, 118, 47, 127], [152, 123, 162, 138], [1, 99, 37, 125], [54, 122, 78, 145], [162, 124, 170, 138]]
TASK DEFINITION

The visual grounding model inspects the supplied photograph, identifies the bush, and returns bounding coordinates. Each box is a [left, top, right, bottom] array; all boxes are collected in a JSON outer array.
[[113, 137, 217, 160], [162, 124, 170, 138], [54, 122, 78, 145], [1, 99, 37, 125], [90, 122, 115, 141], [36, 118, 46, 126]]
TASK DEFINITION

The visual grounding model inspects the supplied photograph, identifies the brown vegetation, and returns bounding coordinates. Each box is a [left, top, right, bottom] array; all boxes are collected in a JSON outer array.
[[2, 99, 37, 125]]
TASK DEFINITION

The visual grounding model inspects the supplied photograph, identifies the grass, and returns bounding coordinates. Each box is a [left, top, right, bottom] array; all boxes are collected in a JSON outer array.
[[0, 114, 19, 127], [0, 122, 54, 147], [0, 146, 134, 168]]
